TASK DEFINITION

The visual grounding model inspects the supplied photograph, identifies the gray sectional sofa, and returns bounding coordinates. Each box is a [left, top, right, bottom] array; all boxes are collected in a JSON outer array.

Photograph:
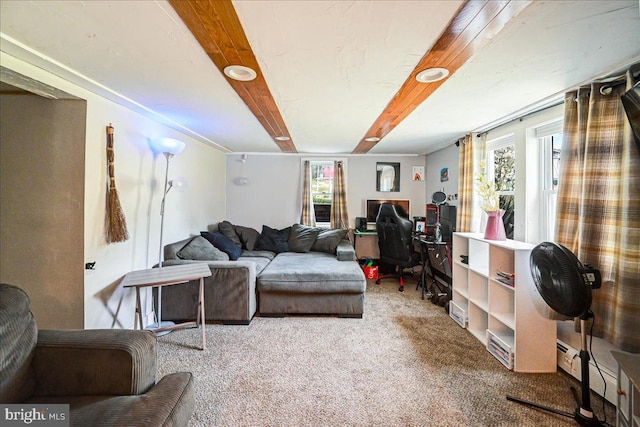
[[157, 222, 366, 324]]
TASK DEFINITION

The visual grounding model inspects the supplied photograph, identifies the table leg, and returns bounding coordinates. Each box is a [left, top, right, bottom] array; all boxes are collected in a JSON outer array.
[[134, 287, 143, 330], [198, 278, 206, 350]]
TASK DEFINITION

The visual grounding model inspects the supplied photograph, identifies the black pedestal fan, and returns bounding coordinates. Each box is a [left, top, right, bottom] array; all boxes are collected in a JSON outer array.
[[506, 242, 604, 426]]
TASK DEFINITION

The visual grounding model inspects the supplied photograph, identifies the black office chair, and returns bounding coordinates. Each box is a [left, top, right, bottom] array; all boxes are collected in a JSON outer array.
[[375, 203, 420, 292]]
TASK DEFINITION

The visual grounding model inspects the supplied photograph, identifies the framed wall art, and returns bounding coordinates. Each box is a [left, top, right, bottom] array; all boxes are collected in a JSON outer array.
[[376, 162, 400, 192]]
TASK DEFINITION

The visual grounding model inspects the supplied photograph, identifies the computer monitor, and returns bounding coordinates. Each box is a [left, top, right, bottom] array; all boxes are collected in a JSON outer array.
[[366, 199, 410, 224]]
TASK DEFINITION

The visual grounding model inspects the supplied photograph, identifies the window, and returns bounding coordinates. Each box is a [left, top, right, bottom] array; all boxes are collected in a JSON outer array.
[[537, 120, 563, 241], [310, 161, 334, 223], [480, 107, 563, 243], [486, 135, 515, 239]]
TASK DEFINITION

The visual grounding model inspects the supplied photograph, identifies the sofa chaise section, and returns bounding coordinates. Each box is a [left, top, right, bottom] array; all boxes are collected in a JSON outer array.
[[257, 244, 366, 317]]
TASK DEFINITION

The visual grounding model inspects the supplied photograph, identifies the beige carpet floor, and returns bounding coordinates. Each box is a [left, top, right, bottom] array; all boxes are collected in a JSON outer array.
[[157, 279, 616, 427]]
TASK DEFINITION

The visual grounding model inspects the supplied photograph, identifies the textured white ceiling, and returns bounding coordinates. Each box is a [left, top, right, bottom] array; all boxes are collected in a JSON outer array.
[[1, 0, 639, 155], [379, 0, 640, 154], [233, 0, 463, 153]]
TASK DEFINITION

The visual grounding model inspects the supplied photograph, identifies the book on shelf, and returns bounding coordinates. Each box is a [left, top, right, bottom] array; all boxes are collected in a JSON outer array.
[[496, 270, 514, 279], [495, 277, 514, 287], [495, 270, 514, 287]]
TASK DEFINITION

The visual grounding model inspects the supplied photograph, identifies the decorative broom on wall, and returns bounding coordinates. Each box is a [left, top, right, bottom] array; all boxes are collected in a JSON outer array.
[[105, 124, 129, 243]]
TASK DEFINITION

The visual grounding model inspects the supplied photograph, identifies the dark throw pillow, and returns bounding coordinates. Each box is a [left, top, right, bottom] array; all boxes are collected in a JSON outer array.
[[176, 236, 229, 261], [218, 220, 242, 248], [255, 225, 291, 253], [288, 223, 321, 253], [234, 225, 261, 251], [200, 231, 242, 260], [311, 228, 347, 254]]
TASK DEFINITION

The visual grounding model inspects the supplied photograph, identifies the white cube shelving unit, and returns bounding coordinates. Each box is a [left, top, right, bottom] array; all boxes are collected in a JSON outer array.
[[450, 232, 557, 373]]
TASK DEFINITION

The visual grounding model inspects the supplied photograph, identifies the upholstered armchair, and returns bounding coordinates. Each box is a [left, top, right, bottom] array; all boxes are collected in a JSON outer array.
[[0, 284, 194, 427]]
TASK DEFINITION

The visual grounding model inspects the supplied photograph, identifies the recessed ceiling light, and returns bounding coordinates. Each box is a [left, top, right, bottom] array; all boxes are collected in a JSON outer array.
[[223, 65, 257, 81], [274, 136, 290, 141], [364, 136, 381, 142], [416, 67, 450, 83]]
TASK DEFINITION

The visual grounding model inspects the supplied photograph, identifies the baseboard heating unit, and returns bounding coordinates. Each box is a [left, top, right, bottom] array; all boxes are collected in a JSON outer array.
[[556, 339, 617, 405]]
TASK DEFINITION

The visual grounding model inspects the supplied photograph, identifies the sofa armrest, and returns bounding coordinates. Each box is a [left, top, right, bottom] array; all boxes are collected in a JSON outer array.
[[64, 372, 195, 427], [153, 372, 195, 427], [164, 237, 196, 261], [336, 240, 357, 261], [33, 329, 157, 397], [160, 259, 257, 289]]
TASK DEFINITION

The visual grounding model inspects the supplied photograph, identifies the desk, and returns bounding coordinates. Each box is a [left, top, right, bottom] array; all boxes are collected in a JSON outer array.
[[353, 229, 379, 259], [413, 236, 452, 305], [122, 263, 211, 350]]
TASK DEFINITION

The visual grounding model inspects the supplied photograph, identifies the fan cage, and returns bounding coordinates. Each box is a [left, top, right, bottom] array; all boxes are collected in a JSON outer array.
[[530, 242, 592, 318]]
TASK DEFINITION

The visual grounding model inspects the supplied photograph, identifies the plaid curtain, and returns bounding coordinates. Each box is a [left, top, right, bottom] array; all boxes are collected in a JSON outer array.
[[456, 134, 474, 232], [555, 66, 640, 353], [330, 161, 349, 230], [300, 160, 316, 226], [457, 133, 486, 233]]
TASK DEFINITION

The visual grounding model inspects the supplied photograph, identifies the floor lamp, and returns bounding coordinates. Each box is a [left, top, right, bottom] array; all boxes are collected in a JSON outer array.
[[147, 137, 186, 335]]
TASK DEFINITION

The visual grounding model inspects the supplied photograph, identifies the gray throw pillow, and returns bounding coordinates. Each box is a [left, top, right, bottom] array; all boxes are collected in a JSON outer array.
[[176, 236, 229, 261], [234, 225, 261, 251], [311, 228, 347, 254], [255, 225, 291, 253], [288, 223, 321, 253], [218, 220, 242, 248]]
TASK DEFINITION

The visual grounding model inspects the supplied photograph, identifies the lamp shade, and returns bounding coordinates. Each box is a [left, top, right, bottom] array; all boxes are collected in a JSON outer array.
[[150, 137, 186, 155]]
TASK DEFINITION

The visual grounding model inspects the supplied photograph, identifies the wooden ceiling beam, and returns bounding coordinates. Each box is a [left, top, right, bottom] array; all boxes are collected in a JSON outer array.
[[352, 0, 531, 154], [171, 0, 530, 155], [169, 0, 297, 152]]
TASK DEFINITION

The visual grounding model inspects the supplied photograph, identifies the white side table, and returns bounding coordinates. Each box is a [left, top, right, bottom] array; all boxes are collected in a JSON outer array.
[[122, 263, 211, 350]]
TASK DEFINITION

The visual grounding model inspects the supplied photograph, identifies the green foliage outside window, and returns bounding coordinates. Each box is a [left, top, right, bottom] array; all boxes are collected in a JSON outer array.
[[311, 162, 333, 205], [493, 145, 515, 191], [494, 145, 515, 239]]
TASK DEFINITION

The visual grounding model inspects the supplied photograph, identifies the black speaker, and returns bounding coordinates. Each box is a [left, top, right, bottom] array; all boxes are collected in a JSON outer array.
[[439, 204, 457, 242], [356, 217, 367, 231], [426, 204, 437, 225]]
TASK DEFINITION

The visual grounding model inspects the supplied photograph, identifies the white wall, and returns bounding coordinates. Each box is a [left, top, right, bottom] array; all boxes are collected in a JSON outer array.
[[424, 144, 459, 207], [225, 153, 426, 230], [347, 155, 427, 222], [1, 52, 227, 330]]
